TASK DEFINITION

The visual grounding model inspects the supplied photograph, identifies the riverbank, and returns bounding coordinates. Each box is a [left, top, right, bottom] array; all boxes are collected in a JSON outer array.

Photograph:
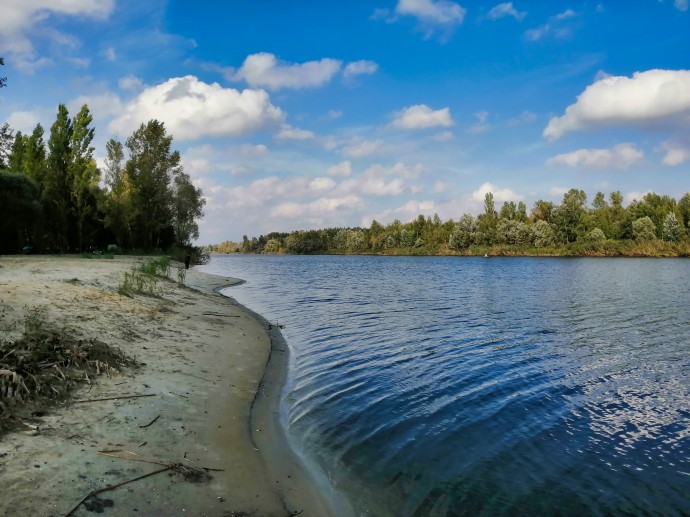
[[0, 255, 332, 516]]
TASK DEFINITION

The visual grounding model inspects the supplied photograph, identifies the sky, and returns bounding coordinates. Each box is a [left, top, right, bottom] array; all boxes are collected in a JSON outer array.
[[0, 0, 689, 244]]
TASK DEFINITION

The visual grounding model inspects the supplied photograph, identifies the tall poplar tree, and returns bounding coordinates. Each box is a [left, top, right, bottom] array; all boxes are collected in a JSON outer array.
[[103, 137, 130, 248], [68, 104, 97, 251], [44, 104, 73, 251]]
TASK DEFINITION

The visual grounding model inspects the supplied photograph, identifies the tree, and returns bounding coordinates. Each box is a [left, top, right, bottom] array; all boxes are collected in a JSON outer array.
[[632, 216, 656, 241], [0, 57, 6, 89], [0, 170, 41, 253], [68, 104, 98, 251], [531, 200, 554, 222], [23, 124, 47, 183], [449, 213, 476, 249], [476, 192, 497, 244], [125, 120, 182, 249], [661, 212, 683, 242], [8, 131, 26, 172], [172, 172, 205, 247], [0, 123, 12, 169], [585, 228, 606, 242], [552, 189, 587, 243], [103, 138, 130, 248], [531, 220, 556, 248], [44, 104, 73, 251]]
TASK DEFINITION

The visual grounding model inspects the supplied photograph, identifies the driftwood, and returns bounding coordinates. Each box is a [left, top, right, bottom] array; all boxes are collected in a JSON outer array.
[[64, 450, 226, 516], [138, 414, 159, 428], [70, 393, 156, 404]]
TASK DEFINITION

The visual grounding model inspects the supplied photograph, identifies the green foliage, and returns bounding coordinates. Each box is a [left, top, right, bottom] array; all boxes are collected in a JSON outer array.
[[177, 265, 187, 285], [632, 216, 657, 241], [585, 228, 607, 242]]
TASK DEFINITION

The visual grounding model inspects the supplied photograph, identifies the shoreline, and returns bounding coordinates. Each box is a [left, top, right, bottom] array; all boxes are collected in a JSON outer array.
[[0, 255, 335, 516]]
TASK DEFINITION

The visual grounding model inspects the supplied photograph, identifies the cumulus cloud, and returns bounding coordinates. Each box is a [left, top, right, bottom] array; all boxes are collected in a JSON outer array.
[[674, 0, 688, 11], [271, 195, 362, 220], [471, 181, 523, 202], [546, 143, 644, 170], [395, 0, 466, 25], [524, 9, 576, 41], [659, 141, 690, 166], [487, 2, 527, 21], [341, 138, 385, 158], [224, 52, 342, 90], [109, 75, 284, 140], [276, 125, 316, 140], [0, 0, 114, 65], [69, 92, 123, 121], [327, 161, 352, 177], [118, 74, 144, 91], [343, 60, 379, 79], [363, 199, 439, 227], [390, 104, 454, 129], [6, 110, 41, 133], [543, 69, 690, 140]]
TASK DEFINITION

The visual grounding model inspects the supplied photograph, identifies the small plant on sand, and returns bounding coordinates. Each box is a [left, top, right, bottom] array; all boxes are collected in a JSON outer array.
[[177, 265, 186, 285], [117, 257, 171, 297]]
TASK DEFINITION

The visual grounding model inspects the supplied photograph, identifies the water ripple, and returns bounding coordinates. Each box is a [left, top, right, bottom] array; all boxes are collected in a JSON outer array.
[[204, 255, 690, 516]]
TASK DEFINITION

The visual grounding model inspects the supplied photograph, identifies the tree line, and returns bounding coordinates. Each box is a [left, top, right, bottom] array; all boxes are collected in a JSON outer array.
[[209, 189, 690, 257], [0, 57, 204, 256]]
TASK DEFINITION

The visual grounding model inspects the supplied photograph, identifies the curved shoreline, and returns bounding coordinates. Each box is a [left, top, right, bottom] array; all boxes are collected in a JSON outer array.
[[0, 256, 336, 516]]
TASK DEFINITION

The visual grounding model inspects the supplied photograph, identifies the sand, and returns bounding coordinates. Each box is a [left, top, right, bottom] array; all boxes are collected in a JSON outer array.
[[0, 255, 334, 516]]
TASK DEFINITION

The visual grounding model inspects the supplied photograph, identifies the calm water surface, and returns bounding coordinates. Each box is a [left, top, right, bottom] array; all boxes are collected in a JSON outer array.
[[200, 255, 690, 516]]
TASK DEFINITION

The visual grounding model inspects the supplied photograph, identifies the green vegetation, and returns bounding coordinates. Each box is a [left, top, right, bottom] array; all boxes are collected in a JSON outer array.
[[0, 60, 205, 258], [208, 189, 690, 258], [117, 257, 172, 297]]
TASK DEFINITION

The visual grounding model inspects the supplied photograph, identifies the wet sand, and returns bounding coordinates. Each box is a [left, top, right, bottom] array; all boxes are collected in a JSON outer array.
[[0, 255, 333, 516]]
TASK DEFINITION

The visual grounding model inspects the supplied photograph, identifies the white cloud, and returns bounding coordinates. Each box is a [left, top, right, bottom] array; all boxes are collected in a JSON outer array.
[[341, 138, 385, 158], [109, 75, 284, 140], [544, 69, 690, 140], [432, 130, 454, 141], [276, 125, 316, 140], [69, 92, 123, 120], [468, 111, 491, 134], [390, 104, 454, 129], [6, 110, 40, 133], [238, 144, 269, 158], [546, 143, 644, 170], [659, 141, 690, 166], [0, 0, 114, 65], [325, 110, 343, 120], [487, 3, 526, 21], [507, 110, 537, 126], [675, 0, 688, 11], [327, 161, 352, 177], [103, 47, 116, 61], [471, 182, 523, 202], [550, 186, 569, 197], [363, 199, 439, 227], [118, 74, 144, 91], [225, 52, 342, 90], [624, 190, 653, 205], [524, 9, 576, 41], [343, 60, 379, 79], [395, 0, 466, 26], [271, 196, 363, 220]]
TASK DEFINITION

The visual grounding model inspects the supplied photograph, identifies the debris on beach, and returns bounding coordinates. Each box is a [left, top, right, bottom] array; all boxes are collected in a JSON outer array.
[[0, 306, 134, 430]]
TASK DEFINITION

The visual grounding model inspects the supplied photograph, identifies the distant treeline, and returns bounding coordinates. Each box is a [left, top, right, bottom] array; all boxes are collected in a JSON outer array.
[[0, 103, 205, 257], [207, 189, 690, 257]]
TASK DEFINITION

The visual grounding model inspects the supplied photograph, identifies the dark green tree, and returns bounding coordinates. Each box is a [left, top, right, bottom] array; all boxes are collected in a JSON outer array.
[[125, 120, 182, 249], [172, 172, 205, 247]]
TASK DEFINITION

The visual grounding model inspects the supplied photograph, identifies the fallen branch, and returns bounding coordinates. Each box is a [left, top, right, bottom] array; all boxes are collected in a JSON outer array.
[[64, 464, 174, 517], [70, 393, 156, 404], [138, 414, 159, 428]]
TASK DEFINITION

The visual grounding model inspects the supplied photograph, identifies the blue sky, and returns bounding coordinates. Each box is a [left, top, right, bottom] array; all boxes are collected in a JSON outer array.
[[1, 0, 689, 243]]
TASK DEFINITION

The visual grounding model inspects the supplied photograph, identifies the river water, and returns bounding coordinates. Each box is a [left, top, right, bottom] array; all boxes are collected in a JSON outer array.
[[200, 255, 690, 516]]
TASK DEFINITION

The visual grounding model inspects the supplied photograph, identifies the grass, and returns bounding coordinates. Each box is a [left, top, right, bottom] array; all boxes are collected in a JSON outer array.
[[117, 256, 171, 297]]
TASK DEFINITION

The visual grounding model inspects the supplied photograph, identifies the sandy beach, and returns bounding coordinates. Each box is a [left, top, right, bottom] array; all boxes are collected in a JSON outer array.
[[0, 255, 333, 516]]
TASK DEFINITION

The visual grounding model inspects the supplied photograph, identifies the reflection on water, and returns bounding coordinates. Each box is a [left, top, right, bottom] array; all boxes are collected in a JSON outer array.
[[201, 255, 690, 516]]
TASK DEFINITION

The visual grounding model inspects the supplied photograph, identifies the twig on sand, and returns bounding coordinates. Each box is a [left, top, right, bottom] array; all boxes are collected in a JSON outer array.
[[138, 414, 160, 428], [64, 465, 174, 517], [70, 393, 156, 404], [172, 370, 214, 382], [64, 450, 227, 515]]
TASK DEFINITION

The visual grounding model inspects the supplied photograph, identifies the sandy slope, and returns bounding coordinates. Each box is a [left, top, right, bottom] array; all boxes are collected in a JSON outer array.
[[0, 255, 331, 517]]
